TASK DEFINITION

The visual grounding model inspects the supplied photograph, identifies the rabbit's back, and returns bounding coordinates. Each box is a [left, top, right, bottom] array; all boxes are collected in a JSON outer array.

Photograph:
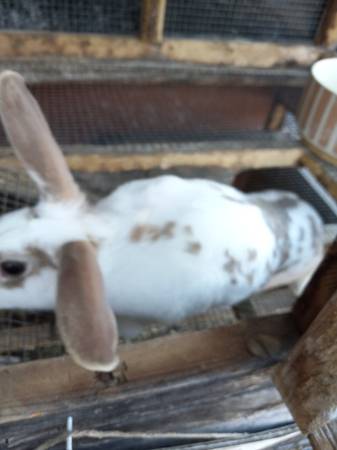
[[96, 176, 279, 321]]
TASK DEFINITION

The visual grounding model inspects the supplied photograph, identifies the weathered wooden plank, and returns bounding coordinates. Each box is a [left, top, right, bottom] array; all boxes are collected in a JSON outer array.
[[30, 424, 308, 450], [0, 147, 303, 173], [0, 314, 297, 420], [0, 32, 324, 67], [0, 58, 310, 85], [294, 239, 337, 332], [274, 291, 337, 436], [0, 369, 296, 450], [161, 39, 323, 68], [0, 314, 299, 450], [309, 418, 337, 449], [141, 0, 167, 44]]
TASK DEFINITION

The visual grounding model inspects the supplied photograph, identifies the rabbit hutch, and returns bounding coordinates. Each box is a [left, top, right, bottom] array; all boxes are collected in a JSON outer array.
[[1, 0, 337, 449]]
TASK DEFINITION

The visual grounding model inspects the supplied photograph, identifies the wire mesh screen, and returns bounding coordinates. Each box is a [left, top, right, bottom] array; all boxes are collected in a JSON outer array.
[[165, 0, 327, 42], [0, 0, 140, 35], [0, 83, 293, 146]]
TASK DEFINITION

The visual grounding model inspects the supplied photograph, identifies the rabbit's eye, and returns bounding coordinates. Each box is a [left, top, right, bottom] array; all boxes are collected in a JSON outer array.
[[1, 261, 27, 277]]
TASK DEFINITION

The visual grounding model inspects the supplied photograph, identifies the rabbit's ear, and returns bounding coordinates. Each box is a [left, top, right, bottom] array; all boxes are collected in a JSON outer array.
[[0, 71, 81, 202], [56, 241, 119, 372]]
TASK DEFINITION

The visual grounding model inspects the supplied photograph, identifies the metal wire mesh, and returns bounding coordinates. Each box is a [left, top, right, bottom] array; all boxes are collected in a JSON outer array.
[[165, 0, 327, 42], [233, 167, 337, 224], [0, 82, 296, 146], [0, 0, 140, 35]]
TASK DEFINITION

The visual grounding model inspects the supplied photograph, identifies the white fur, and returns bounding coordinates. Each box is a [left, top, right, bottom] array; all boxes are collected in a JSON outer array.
[[0, 175, 324, 335]]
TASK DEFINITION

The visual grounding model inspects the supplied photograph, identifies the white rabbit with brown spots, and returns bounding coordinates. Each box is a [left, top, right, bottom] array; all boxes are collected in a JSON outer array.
[[0, 71, 324, 371]]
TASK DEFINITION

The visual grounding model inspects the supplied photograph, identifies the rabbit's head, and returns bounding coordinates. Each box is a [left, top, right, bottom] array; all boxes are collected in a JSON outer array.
[[0, 71, 119, 372]]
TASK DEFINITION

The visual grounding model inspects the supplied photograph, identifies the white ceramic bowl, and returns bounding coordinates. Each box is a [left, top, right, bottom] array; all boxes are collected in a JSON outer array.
[[298, 57, 337, 164]]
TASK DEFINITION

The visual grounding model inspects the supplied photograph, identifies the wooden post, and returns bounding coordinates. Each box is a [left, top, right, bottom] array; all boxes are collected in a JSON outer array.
[[274, 290, 337, 449], [141, 0, 167, 44], [294, 239, 337, 332], [316, 0, 337, 46]]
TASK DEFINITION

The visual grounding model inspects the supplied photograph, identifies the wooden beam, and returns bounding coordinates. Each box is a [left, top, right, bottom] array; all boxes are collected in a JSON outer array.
[[0, 147, 304, 173], [0, 33, 152, 60], [316, 0, 337, 46], [0, 314, 297, 421], [294, 239, 337, 332], [141, 0, 167, 44], [0, 58, 310, 86], [274, 291, 337, 441], [0, 32, 324, 68], [161, 39, 324, 68]]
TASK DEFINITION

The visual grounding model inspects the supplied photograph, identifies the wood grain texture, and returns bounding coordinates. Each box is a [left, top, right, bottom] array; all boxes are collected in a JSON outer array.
[[0, 147, 303, 173], [309, 418, 337, 449], [0, 314, 299, 449], [294, 239, 337, 332], [0, 32, 325, 67], [274, 291, 337, 434], [0, 58, 310, 85], [141, 0, 167, 44], [161, 39, 324, 68], [0, 314, 297, 421]]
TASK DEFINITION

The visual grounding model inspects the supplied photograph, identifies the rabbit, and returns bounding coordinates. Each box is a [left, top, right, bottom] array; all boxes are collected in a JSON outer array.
[[0, 71, 324, 372]]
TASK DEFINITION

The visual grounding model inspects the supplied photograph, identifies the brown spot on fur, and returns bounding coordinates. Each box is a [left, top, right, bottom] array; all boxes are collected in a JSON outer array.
[[162, 221, 175, 238], [245, 272, 254, 285], [183, 225, 193, 236], [247, 249, 257, 262], [186, 242, 201, 254], [223, 251, 241, 274], [130, 222, 176, 243], [130, 225, 146, 242], [28, 247, 56, 269], [223, 259, 236, 273]]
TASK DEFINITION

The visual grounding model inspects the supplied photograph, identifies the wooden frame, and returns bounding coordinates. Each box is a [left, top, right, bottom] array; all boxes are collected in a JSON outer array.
[[0, 314, 301, 449], [141, 0, 167, 44], [0, 32, 325, 68], [0, 145, 304, 173], [316, 0, 337, 46]]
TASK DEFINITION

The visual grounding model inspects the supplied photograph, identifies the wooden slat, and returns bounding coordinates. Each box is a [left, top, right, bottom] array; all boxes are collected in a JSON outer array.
[[141, 0, 167, 44], [294, 239, 337, 332], [0, 314, 297, 421], [0, 314, 299, 449], [0, 58, 310, 85], [161, 39, 323, 68], [0, 32, 324, 68], [274, 291, 337, 436], [0, 147, 304, 173], [316, 0, 337, 46], [309, 419, 337, 449]]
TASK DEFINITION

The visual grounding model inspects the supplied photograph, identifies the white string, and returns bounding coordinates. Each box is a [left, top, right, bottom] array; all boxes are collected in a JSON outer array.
[[66, 416, 73, 450]]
